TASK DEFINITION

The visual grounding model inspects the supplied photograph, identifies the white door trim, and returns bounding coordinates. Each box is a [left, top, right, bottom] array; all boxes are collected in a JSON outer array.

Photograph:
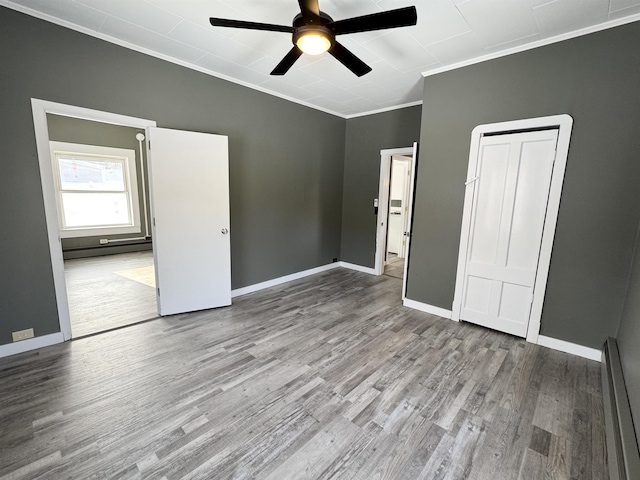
[[31, 98, 157, 341], [401, 143, 419, 300], [451, 114, 573, 343], [374, 146, 415, 277]]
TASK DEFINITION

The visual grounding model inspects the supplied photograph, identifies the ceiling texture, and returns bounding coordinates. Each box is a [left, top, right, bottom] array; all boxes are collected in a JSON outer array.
[[4, 0, 640, 117]]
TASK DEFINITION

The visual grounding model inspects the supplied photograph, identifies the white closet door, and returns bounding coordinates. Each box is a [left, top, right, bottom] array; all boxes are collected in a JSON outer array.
[[147, 127, 231, 316], [461, 129, 558, 337]]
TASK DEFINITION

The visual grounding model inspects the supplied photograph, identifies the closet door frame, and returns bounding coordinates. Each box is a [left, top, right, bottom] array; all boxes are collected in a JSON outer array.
[[451, 114, 573, 343]]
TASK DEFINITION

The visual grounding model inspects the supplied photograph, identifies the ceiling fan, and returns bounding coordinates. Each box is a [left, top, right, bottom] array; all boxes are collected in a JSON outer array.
[[209, 0, 418, 77]]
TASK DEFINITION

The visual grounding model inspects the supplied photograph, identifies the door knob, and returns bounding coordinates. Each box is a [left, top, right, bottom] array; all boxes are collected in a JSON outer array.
[[221, 228, 229, 234]]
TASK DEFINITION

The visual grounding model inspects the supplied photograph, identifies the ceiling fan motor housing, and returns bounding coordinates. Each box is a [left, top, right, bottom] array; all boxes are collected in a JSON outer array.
[[293, 11, 334, 27], [293, 24, 335, 48], [292, 12, 335, 48]]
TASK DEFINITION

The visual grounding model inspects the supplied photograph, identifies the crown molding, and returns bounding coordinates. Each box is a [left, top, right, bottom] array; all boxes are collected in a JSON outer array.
[[422, 13, 640, 78], [345, 100, 423, 119]]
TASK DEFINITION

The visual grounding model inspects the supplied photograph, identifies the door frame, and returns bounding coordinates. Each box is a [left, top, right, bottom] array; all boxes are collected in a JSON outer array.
[[374, 144, 418, 300], [451, 114, 573, 343], [388, 155, 412, 259], [31, 98, 157, 341], [374, 146, 412, 276]]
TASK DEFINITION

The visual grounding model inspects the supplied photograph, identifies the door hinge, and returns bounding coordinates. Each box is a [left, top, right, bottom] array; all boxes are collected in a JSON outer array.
[[153, 217, 156, 227], [148, 141, 151, 150], [157, 287, 160, 296]]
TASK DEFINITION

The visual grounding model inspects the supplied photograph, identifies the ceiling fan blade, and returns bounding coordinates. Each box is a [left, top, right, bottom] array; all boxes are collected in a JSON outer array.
[[298, 0, 320, 18], [210, 17, 293, 33], [271, 46, 303, 75], [329, 6, 417, 35], [328, 41, 372, 77]]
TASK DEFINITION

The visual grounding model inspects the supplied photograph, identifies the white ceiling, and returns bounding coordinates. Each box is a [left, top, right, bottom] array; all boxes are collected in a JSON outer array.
[[5, 0, 640, 117]]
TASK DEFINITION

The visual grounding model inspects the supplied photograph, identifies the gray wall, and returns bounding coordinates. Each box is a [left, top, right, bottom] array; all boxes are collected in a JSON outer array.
[[407, 21, 640, 349], [0, 7, 345, 345], [47, 114, 152, 258], [341, 106, 422, 267], [616, 220, 640, 447]]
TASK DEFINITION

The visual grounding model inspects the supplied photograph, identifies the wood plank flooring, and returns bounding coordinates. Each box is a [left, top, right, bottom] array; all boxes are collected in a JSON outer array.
[[384, 255, 405, 279], [64, 251, 157, 338], [0, 268, 607, 479]]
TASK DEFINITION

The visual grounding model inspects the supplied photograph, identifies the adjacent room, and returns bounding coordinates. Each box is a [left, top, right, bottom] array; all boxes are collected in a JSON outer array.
[[1, 1, 639, 478], [48, 114, 157, 337]]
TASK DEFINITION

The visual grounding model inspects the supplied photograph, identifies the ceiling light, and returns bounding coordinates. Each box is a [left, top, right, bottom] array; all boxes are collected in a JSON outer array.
[[296, 32, 331, 55], [293, 25, 333, 56]]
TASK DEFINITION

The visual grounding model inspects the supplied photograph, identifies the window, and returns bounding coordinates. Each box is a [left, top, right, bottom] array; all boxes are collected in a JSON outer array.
[[49, 142, 141, 238]]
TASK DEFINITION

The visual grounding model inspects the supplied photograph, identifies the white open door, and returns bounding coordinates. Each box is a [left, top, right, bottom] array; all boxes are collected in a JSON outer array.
[[458, 129, 558, 337], [398, 157, 412, 259], [401, 142, 419, 300], [147, 127, 231, 316]]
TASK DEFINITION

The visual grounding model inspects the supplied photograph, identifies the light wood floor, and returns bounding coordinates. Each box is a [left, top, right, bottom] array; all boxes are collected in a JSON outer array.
[[384, 254, 405, 279], [0, 268, 607, 479], [64, 251, 157, 338]]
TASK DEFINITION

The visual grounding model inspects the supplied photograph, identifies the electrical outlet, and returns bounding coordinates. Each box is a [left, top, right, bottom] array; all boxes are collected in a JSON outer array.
[[12, 328, 34, 342], [99, 239, 109, 244]]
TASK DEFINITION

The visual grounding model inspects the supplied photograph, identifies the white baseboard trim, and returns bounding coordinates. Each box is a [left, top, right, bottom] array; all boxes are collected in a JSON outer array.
[[537, 335, 602, 362], [231, 263, 341, 298], [231, 261, 377, 299], [0, 332, 65, 359], [339, 262, 376, 275], [403, 299, 454, 320]]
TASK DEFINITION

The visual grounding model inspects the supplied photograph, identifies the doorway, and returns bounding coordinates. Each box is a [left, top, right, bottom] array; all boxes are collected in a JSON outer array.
[[452, 115, 573, 342], [32, 99, 232, 343], [32, 99, 158, 341], [47, 113, 156, 337], [384, 155, 412, 279], [374, 143, 418, 299]]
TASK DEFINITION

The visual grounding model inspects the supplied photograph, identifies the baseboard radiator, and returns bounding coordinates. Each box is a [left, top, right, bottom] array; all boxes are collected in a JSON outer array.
[[601, 337, 640, 480]]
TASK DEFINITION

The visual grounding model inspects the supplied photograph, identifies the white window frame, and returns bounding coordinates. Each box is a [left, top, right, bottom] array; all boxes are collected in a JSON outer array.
[[49, 141, 141, 238]]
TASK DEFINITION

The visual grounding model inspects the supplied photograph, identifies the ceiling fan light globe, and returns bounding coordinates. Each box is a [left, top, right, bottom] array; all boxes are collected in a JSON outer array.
[[296, 33, 331, 55]]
